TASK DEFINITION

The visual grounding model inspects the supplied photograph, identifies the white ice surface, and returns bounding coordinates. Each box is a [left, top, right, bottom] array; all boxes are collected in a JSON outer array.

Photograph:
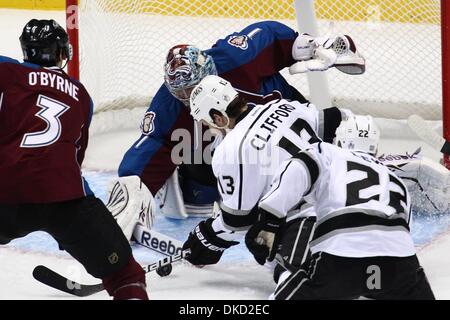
[[1, 9, 449, 300]]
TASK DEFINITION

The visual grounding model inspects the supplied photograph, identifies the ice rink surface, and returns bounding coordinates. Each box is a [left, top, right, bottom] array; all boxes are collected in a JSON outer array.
[[1, 9, 450, 300]]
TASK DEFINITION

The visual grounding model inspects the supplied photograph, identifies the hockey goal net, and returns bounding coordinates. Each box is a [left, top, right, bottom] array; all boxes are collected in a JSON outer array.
[[66, 0, 448, 162]]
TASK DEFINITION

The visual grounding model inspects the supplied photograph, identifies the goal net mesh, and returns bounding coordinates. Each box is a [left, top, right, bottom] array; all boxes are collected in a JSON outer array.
[[77, 0, 442, 120]]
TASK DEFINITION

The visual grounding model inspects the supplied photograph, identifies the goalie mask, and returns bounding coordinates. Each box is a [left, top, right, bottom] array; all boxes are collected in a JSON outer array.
[[190, 75, 238, 129], [164, 45, 217, 105], [334, 115, 380, 156]]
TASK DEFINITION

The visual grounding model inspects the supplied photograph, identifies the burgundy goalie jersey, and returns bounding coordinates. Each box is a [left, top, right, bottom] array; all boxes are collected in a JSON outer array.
[[0, 56, 93, 204]]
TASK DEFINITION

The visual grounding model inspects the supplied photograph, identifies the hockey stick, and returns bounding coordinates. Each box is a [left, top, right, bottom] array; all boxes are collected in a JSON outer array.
[[408, 115, 450, 156], [32, 266, 104, 297], [132, 224, 183, 256], [32, 248, 191, 297]]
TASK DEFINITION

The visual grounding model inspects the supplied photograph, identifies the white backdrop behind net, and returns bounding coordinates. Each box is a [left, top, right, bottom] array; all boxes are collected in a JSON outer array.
[[78, 0, 442, 122]]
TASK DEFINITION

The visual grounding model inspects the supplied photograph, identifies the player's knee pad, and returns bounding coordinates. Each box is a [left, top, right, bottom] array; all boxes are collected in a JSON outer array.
[[106, 176, 155, 240]]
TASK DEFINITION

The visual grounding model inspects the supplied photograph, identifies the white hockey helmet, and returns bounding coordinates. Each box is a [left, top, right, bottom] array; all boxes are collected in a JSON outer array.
[[334, 115, 380, 155], [189, 75, 239, 129]]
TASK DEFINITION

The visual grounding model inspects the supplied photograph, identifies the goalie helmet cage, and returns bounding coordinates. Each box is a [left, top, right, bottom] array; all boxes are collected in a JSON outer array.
[[65, 0, 449, 168]]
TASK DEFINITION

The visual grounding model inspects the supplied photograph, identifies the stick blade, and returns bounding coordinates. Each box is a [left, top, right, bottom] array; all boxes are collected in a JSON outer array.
[[33, 265, 103, 297]]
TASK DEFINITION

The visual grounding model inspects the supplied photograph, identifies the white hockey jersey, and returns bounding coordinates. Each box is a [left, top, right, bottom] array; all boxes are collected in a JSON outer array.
[[211, 98, 320, 232], [259, 142, 416, 258]]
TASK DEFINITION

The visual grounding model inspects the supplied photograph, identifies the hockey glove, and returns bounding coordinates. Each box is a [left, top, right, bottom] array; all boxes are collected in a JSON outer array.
[[245, 209, 284, 265], [292, 33, 317, 61], [182, 218, 239, 266]]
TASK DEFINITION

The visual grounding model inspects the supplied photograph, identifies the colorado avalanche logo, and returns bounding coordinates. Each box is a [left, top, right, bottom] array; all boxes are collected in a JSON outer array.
[[141, 112, 156, 136], [227, 35, 249, 50]]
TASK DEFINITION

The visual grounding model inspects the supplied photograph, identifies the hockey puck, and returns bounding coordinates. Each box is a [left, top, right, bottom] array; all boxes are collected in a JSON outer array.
[[156, 264, 172, 277]]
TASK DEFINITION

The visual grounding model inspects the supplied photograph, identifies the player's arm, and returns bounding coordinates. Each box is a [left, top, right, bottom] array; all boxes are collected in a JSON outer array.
[[118, 85, 187, 195], [246, 150, 320, 265], [212, 21, 298, 90], [0, 55, 20, 64], [318, 106, 354, 143], [107, 86, 182, 239], [74, 87, 95, 198], [290, 99, 352, 144], [181, 148, 263, 266], [0, 56, 20, 90], [76, 95, 94, 166]]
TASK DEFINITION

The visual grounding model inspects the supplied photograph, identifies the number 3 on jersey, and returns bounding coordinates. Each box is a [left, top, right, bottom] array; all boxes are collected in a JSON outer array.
[[21, 94, 70, 148]]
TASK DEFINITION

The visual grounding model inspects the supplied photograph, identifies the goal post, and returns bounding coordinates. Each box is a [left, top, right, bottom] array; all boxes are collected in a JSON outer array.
[[442, 0, 450, 169], [293, 0, 332, 109], [66, 0, 79, 81]]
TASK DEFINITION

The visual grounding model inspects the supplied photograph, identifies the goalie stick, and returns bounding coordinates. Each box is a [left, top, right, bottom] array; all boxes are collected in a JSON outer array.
[[408, 114, 450, 156], [132, 223, 184, 256], [32, 248, 191, 297]]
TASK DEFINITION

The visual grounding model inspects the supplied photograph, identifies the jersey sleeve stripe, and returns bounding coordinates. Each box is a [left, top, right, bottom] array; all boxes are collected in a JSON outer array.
[[219, 201, 252, 216], [278, 136, 301, 156], [311, 211, 410, 248], [292, 151, 320, 196], [220, 206, 258, 231], [317, 206, 410, 226], [321, 107, 342, 143]]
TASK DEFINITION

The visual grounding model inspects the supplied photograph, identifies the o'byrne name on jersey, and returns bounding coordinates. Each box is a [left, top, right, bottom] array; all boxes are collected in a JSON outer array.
[[28, 71, 80, 101], [251, 103, 296, 150]]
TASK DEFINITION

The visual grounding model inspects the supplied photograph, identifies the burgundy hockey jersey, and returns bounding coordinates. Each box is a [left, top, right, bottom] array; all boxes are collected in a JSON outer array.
[[0, 56, 93, 204]]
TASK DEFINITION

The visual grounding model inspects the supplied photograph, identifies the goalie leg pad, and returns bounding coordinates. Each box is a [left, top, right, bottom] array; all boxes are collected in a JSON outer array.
[[156, 170, 189, 219], [106, 176, 155, 240]]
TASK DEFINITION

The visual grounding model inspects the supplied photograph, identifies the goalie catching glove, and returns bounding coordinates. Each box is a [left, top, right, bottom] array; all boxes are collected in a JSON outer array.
[[290, 33, 365, 75], [182, 217, 239, 266], [106, 176, 155, 240], [245, 208, 284, 265]]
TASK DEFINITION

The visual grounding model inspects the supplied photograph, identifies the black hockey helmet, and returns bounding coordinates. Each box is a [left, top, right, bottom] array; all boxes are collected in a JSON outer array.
[[19, 19, 72, 67]]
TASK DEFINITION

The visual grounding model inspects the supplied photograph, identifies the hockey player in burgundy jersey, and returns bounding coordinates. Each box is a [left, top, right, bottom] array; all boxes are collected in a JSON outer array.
[[0, 19, 148, 300], [117, 21, 363, 220]]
